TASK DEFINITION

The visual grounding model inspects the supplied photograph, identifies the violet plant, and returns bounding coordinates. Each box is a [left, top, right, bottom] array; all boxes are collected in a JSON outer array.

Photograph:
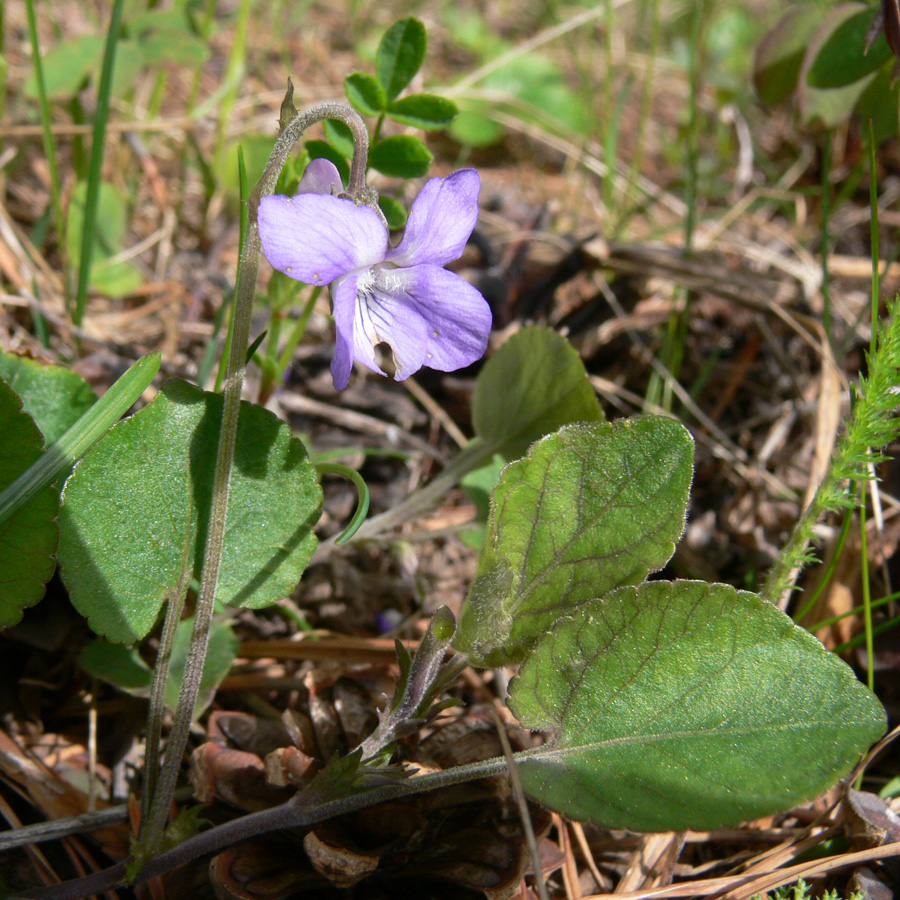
[[0, 15, 892, 900], [258, 160, 491, 390]]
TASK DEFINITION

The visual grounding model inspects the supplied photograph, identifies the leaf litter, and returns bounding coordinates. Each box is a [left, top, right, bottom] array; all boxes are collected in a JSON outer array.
[[0, 0, 899, 897]]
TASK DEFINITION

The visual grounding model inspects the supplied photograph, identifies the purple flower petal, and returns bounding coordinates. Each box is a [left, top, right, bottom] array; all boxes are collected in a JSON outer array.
[[258, 193, 388, 286], [330, 274, 358, 390], [386, 265, 492, 372], [386, 169, 480, 268], [352, 268, 430, 381], [297, 158, 343, 195]]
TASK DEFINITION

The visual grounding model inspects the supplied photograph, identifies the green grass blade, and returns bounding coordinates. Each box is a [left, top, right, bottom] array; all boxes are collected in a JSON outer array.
[[214, 146, 249, 393], [23, 0, 67, 305], [72, 0, 126, 326], [0, 352, 160, 526], [316, 463, 370, 545]]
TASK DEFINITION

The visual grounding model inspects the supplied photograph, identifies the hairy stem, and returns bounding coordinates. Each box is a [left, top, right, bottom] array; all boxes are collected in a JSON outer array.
[[21, 755, 519, 900], [138, 99, 372, 860]]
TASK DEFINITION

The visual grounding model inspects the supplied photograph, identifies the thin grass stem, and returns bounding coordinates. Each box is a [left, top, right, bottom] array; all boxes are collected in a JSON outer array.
[[72, 0, 126, 327], [23, 0, 68, 305], [820, 131, 833, 348], [212, 0, 252, 174]]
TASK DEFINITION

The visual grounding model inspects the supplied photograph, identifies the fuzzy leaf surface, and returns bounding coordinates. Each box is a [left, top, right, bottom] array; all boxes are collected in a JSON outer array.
[[0, 351, 96, 445], [471, 326, 604, 463], [0, 380, 59, 628], [455, 417, 693, 666], [509, 581, 887, 831], [59, 380, 322, 643]]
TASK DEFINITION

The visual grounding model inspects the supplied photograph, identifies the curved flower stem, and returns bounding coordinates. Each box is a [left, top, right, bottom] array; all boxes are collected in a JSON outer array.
[[138, 98, 372, 861], [22, 755, 517, 900]]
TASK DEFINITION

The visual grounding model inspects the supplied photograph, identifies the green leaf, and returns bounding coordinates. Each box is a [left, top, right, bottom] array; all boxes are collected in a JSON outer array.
[[799, 5, 880, 127], [449, 108, 505, 148], [509, 581, 887, 831], [24, 34, 104, 100], [461, 453, 506, 522], [0, 351, 96, 445], [376, 17, 427, 101], [753, 6, 823, 105], [345, 71, 387, 116], [108, 41, 146, 99], [491, 54, 591, 135], [323, 119, 355, 160], [128, 10, 210, 67], [0, 380, 59, 629], [855, 67, 900, 143], [378, 196, 407, 230], [368, 135, 433, 178], [165, 617, 238, 719], [455, 417, 693, 667], [806, 5, 891, 88], [58, 379, 322, 643], [0, 353, 160, 530], [79, 616, 238, 719], [66, 181, 142, 298], [459, 454, 506, 550], [472, 327, 604, 463], [79, 640, 153, 694], [386, 93, 458, 129], [451, 53, 592, 144]]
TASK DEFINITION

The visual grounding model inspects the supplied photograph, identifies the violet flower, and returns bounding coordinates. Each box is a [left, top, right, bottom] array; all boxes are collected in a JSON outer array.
[[258, 159, 492, 390]]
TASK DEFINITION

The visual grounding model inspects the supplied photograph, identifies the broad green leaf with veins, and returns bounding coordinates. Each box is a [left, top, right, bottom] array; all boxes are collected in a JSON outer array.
[[0, 380, 59, 628], [59, 380, 322, 643], [509, 581, 886, 831], [472, 326, 604, 463], [455, 417, 693, 666]]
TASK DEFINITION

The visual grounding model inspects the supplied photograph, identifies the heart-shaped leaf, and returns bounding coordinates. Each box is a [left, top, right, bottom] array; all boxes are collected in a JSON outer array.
[[59, 379, 322, 643], [455, 417, 693, 666], [799, 4, 881, 127], [806, 5, 891, 88], [25, 34, 104, 99], [0, 351, 96, 445], [79, 616, 238, 719], [0, 380, 59, 629], [509, 580, 886, 831], [472, 326, 604, 463], [854, 65, 900, 143], [79, 639, 154, 694], [164, 617, 238, 719]]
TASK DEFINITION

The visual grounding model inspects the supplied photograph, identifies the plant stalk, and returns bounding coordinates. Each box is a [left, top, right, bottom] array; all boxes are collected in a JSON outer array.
[[138, 99, 372, 860]]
